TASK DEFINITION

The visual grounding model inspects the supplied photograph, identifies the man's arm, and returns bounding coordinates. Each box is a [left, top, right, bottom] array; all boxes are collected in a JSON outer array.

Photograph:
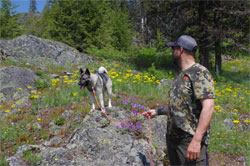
[[187, 98, 214, 161], [143, 104, 169, 119], [156, 104, 169, 115]]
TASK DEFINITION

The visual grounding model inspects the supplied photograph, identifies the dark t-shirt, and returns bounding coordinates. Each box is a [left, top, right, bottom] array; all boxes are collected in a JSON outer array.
[[167, 63, 215, 145]]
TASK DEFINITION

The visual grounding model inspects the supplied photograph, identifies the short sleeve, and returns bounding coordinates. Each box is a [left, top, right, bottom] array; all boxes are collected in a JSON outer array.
[[192, 69, 215, 99]]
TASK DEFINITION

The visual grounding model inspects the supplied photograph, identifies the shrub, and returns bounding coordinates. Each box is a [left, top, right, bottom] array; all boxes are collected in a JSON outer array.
[[86, 47, 128, 62], [34, 79, 50, 89], [132, 47, 173, 69], [22, 149, 42, 166], [54, 116, 65, 126]]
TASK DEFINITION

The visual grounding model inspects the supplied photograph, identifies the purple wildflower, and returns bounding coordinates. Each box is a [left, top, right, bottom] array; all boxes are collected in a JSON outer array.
[[123, 99, 129, 105], [136, 121, 142, 127], [136, 126, 140, 132], [121, 123, 127, 129], [133, 110, 138, 114], [116, 125, 120, 129]]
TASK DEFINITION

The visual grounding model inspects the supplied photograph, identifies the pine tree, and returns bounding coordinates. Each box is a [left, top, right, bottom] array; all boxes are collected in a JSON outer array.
[[0, 0, 19, 39], [29, 0, 36, 13]]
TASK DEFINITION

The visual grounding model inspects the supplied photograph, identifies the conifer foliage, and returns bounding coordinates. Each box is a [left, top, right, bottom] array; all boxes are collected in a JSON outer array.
[[41, 0, 133, 51]]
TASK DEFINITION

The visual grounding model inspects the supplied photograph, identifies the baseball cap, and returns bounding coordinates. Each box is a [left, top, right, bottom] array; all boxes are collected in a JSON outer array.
[[166, 35, 197, 53]]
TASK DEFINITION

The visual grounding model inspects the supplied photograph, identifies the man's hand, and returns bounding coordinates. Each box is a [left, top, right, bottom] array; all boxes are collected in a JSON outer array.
[[186, 137, 201, 161], [142, 109, 157, 119]]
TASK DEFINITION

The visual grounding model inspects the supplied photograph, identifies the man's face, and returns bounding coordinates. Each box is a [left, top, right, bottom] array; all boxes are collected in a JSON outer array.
[[172, 46, 181, 65]]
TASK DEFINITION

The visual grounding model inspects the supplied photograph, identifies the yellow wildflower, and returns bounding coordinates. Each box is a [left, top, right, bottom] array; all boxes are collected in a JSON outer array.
[[214, 105, 220, 110], [27, 86, 32, 89], [5, 110, 10, 113], [233, 120, 239, 124], [73, 92, 78, 96], [18, 88, 23, 91], [33, 95, 39, 99], [31, 90, 37, 94], [37, 118, 41, 121], [117, 79, 122, 82], [127, 70, 132, 73], [56, 88, 60, 91], [233, 109, 238, 112], [11, 105, 16, 109]]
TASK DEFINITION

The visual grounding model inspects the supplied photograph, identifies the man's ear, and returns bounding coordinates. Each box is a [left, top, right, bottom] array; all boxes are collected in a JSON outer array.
[[80, 68, 83, 74], [85, 68, 90, 75]]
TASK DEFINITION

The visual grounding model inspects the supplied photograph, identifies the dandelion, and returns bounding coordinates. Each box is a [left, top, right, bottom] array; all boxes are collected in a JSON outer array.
[[27, 86, 32, 89], [16, 102, 21, 105], [11, 105, 16, 109], [233, 120, 239, 124], [18, 88, 23, 91], [233, 109, 238, 112], [31, 90, 37, 94], [18, 109, 21, 111], [37, 118, 41, 121], [127, 70, 132, 73], [73, 92, 78, 96], [5, 110, 10, 113], [214, 105, 220, 110]]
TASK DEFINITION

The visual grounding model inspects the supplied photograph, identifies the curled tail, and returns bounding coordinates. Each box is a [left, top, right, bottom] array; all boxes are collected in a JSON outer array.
[[98, 66, 108, 75]]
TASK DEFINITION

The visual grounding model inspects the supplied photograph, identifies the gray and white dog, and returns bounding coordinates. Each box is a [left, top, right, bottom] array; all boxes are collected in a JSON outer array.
[[78, 66, 112, 112]]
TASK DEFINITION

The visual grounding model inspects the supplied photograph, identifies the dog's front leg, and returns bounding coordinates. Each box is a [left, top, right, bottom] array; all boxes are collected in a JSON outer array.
[[89, 91, 96, 111], [97, 91, 105, 112]]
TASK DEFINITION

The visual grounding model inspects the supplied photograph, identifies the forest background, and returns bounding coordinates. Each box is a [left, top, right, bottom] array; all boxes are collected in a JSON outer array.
[[1, 0, 249, 73]]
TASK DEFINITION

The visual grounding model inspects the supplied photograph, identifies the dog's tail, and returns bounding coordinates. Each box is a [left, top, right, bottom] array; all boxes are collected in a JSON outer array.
[[98, 66, 108, 75]]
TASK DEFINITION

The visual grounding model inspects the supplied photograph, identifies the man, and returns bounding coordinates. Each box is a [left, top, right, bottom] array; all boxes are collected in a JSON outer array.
[[143, 35, 215, 165]]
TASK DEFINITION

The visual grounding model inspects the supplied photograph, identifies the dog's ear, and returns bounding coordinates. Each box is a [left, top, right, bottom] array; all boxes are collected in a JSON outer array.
[[80, 68, 83, 74], [85, 68, 91, 76]]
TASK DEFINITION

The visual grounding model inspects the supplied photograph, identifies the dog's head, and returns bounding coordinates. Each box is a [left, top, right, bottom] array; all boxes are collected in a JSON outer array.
[[78, 68, 91, 90]]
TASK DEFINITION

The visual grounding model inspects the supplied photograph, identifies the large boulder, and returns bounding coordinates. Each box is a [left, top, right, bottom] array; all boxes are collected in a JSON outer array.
[[0, 35, 90, 66], [8, 108, 168, 166], [0, 67, 38, 103]]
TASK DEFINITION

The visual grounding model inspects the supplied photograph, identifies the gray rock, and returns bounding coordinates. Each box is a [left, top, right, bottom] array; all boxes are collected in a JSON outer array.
[[44, 137, 63, 147], [0, 35, 90, 66], [9, 108, 168, 166], [0, 67, 38, 103], [6, 156, 27, 166], [224, 118, 235, 130], [157, 79, 173, 89]]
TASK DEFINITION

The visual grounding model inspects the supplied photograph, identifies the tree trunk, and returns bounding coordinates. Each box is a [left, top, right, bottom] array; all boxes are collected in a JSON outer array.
[[215, 37, 222, 75], [198, 0, 210, 70]]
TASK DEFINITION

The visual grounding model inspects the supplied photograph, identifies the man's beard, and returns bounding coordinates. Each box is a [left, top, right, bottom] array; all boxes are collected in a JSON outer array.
[[173, 53, 180, 67]]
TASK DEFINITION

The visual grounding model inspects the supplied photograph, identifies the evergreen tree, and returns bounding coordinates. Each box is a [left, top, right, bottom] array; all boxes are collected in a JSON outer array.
[[42, 0, 133, 51], [29, 0, 36, 13], [0, 0, 19, 39]]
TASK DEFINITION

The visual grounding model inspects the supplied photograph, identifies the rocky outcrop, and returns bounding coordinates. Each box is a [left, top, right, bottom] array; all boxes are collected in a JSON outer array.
[[0, 67, 38, 103], [0, 35, 90, 66], [8, 108, 168, 166]]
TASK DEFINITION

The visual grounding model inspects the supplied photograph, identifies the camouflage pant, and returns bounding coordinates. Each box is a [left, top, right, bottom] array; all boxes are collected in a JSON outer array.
[[166, 135, 209, 166]]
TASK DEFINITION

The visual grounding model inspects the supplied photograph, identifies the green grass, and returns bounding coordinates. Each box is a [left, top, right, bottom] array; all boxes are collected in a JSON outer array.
[[0, 56, 249, 165]]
